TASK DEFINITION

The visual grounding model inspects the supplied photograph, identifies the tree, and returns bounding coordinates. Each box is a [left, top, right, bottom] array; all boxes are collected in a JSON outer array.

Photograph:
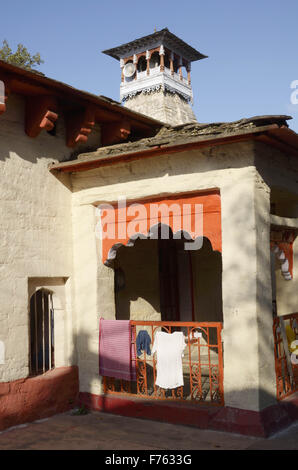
[[0, 40, 44, 71]]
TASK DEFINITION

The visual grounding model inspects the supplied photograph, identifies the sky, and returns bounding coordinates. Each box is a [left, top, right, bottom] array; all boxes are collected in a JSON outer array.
[[2, 0, 298, 130]]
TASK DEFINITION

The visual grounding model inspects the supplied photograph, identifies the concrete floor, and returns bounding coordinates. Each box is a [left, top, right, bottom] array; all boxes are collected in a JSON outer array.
[[0, 410, 297, 450]]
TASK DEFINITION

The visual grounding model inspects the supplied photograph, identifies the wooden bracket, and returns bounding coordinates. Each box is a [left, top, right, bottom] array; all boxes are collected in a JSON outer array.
[[101, 119, 131, 146], [271, 229, 297, 279], [65, 107, 95, 148], [25, 95, 58, 137]]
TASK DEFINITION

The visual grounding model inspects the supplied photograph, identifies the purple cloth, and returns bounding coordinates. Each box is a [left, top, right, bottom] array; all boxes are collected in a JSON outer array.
[[99, 318, 136, 381]]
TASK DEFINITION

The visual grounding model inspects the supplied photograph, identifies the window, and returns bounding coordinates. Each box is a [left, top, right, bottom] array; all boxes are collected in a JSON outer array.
[[137, 56, 147, 72], [164, 52, 170, 69], [149, 51, 160, 69], [29, 289, 54, 375]]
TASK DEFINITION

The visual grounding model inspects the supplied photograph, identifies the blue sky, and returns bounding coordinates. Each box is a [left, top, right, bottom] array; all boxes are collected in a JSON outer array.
[[2, 0, 298, 130]]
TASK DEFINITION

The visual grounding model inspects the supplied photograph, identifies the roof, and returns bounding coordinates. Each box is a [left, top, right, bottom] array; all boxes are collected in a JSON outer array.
[[0, 59, 163, 135], [50, 115, 298, 173], [102, 28, 207, 62]]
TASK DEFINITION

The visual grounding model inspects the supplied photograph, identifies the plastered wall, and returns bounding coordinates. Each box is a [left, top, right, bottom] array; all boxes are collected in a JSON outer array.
[[191, 240, 223, 323], [115, 239, 161, 321], [0, 94, 101, 383], [256, 143, 298, 316], [273, 238, 298, 316], [71, 140, 278, 411]]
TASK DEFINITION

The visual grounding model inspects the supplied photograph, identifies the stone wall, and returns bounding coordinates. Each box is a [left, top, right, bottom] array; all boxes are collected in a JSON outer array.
[[123, 90, 197, 125]]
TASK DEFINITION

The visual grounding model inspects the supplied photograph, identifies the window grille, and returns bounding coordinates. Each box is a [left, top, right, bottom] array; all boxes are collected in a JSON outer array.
[[29, 289, 54, 375]]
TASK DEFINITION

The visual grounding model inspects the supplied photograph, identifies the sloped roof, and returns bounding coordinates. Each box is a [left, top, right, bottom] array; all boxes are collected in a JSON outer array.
[[78, 115, 292, 157], [50, 115, 298, 173], [102, 28, 207, 62], [0, 59, 163, 133]]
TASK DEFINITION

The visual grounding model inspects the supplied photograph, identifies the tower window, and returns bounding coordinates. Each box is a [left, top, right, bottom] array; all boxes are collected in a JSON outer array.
[[137, 56, 147, 72], [164, 52, 170, 69], [149, 51, 160, 69], [173, 57, 179, 73]]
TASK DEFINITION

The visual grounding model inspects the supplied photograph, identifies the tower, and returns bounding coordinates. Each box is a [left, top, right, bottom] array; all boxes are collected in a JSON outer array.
[[102, 28, 207, 126]]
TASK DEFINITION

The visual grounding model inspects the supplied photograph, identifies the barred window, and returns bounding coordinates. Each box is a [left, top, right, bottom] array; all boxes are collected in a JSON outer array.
[[29, 289, 54, 375]]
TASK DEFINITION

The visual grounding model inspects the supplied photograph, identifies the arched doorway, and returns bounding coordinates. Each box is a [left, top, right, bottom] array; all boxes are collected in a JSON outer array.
[[113, 225, 222, 324], [104, 228, 223, 403]]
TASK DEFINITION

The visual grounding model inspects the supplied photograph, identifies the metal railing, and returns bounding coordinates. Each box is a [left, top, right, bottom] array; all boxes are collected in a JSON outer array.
[[273, 313, 298, 400], [103, 321, 224, 406]]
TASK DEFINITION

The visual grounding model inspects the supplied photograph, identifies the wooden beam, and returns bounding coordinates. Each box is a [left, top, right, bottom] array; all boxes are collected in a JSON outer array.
[[25, 95, 58, 137], [101, 119, 131, 146], [65, 106, 96, 148], [271, 215, 298, 230], [50, 129, 265, 174]]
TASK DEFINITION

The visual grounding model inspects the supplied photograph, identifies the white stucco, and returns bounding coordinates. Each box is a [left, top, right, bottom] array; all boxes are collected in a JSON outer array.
[[2, 92, 298, 415], [0, 93, 101, 383], [70, 141, 281, 411]]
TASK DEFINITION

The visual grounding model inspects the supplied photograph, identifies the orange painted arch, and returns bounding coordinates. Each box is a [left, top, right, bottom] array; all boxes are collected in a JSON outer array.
[[98, 191, 222, 264]]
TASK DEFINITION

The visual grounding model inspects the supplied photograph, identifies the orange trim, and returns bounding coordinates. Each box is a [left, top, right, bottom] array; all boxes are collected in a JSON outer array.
[[270, 241, 294, 277], [270, 229, 296, 278], [100, 191, 222, 264]]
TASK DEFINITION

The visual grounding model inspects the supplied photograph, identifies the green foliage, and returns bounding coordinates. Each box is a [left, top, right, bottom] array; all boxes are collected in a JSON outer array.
[[71, 404, 89, 416], [0, 39, 44, 70]]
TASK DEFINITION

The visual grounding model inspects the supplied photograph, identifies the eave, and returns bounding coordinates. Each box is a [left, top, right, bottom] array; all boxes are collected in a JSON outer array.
[[0, 60, 162, 147], [102, 28, 207, 62], [49, 123, 298, 174]]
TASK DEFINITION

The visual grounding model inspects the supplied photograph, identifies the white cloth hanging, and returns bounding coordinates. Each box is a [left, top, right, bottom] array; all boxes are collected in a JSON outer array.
[[152, 331, 186, 389]]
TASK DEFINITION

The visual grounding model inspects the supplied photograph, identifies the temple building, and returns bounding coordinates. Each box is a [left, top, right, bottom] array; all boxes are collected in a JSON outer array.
[[0, 29, 298, 438]]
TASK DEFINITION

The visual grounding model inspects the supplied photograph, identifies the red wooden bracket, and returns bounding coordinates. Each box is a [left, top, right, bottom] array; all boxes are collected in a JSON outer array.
[[271, 229, 297, 278], [25, 95, 58, 137], [65, 107, 95, 148], [101, 119, 131, 146]]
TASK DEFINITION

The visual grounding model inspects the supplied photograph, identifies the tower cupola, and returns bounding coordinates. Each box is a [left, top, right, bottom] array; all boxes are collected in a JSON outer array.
[[102, 28, 207, 125]]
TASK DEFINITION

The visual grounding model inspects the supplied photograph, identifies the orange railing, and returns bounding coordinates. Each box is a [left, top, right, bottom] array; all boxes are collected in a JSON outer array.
[[103, 321, 224, 406], [273, 313, 298, 400]]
